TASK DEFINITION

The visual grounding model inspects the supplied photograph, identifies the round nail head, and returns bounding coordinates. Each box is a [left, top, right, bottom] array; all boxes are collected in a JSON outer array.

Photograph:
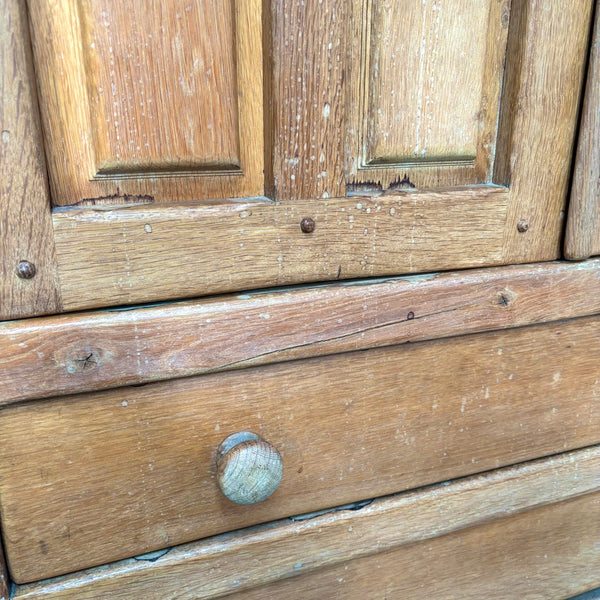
[[300, 217, 316, 233], [16, 260, 36, 279]]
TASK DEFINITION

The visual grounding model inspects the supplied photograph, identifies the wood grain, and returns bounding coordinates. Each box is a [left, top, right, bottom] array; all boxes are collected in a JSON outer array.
[[12, 446, 600, 599], [27, 0, 264, 205], [51, 186, 508, 311], [2, 259, 600, 404], [228, 492, 600, 600], [83, 0, 241, 174], [565, 3, 600, 260], [495, 0, 593, 263], [346, 0, 510, 190], [2, 316, 600, 582], [270, 0, 346, 200], [0, 0, 61, 319]]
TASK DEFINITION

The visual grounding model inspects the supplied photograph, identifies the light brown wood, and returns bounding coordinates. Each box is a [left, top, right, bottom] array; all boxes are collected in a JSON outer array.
[[2, 316, 600, 582], [228, 492, 600, 600], [270, 0, 347, 200], [27, 0, 264, 206], [4, 0, 589, 317], [12, 446, 600, 599], [51, 186, 509, 311], [2, 258, 600, 404], [495, 0, 593, 263], [565, 4, 600, 260], [0, 0, 61, 320], [347, 0, 510, 190]]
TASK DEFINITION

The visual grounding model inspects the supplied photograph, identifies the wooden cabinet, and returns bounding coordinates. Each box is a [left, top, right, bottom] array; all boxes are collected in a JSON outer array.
[[2, 0, 594, 318], [1, 0, 600, 597]]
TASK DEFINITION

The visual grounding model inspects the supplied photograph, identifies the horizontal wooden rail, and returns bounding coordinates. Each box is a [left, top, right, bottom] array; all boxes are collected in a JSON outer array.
[[1, 259, 600, 404]]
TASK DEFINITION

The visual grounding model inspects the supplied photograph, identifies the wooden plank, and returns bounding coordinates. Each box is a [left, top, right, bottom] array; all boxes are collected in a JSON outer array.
[[2, 316, 600, 582], [51, 186, 508, 312], [565, 3, 600, 260], [346, 0, 510, 190], [12, 445, 600, 599], [2, 259, 600, 404], [27, 0, 264, 205], [271, 0, 346, 200], [495, 0, 593, 263], [227, 492, 600, 600], [0, 0, 61, 319]]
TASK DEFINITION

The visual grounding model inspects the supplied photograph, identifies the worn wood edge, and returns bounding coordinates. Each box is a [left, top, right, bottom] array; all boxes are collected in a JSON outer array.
[[565, 1, 600, 260], [498, 0, 593, 263], [12, 445, 600, 600], [51, 186, 509, 312], [5, 315, 599, 581], [0, 0, 62, 320], [2, 258, 600, 404]]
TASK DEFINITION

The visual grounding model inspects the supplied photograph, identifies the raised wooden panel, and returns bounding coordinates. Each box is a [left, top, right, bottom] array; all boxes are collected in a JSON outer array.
[[83, 0, 240, 175], [347, 0, 510, 191], [1, 317, 600, 582], [28, 0, 264, 206]]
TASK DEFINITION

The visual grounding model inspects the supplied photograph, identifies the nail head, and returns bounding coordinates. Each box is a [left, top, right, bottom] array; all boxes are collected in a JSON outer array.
[[517, 219, 529, 233], [16, 260, 36, 279], [300, 217, 316, 233]]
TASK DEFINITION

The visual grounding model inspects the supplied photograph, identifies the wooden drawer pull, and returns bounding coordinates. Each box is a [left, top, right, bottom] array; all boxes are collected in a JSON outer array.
[[216, 432, 283, 505]]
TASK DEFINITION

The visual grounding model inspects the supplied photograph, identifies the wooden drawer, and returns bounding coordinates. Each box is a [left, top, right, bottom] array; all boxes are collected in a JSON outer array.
[[12, 446, 600, 599], [1, 317, 600, 583]]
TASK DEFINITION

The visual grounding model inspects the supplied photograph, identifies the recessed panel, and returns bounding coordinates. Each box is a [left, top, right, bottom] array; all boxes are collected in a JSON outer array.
[[28, 0, 264, 205], [347, 0, 510, 191], [81, 0, 240, 176]]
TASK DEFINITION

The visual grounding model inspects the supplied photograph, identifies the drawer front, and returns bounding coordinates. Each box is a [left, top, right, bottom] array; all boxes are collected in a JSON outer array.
[[12, 446, 600, 600], [226, 492, 600, 600], [1, 317, 600, 582]]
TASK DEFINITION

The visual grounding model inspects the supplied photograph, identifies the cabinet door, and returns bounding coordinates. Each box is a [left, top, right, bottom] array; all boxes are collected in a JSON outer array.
[[565, 4, 600, 260], [1, 0, 593, 317]]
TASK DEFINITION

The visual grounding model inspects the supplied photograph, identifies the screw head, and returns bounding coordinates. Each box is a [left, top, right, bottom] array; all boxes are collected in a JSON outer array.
[[517, 219, 529, 233], [300, 217, 316, 233], [16, 260, 36, 279]]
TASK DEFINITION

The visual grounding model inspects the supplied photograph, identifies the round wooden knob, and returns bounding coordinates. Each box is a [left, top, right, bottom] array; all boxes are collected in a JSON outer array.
[[216, 432, 283, 505]]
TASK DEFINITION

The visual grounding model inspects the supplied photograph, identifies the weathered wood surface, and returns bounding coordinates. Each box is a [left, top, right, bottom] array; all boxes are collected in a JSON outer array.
[[12, 445, 600, 599], [228, 491, 600, 600], [0, 0, 61, 320], [2, 317, 600, 582], [2, 259, 600, 404], [6, 0, 586, 316], [51, 187, 509, 312], [565, 4, 600, 260], [495, 0, 593, 263], [270, 0, 347, 200], [346, 0, 510, 190], [27, 0, 264, 205]]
